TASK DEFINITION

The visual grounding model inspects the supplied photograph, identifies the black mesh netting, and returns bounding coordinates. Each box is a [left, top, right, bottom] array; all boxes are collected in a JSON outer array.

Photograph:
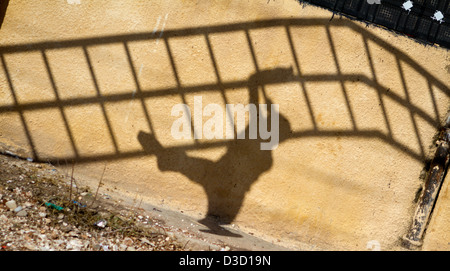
[[299, 0, 450, 49]]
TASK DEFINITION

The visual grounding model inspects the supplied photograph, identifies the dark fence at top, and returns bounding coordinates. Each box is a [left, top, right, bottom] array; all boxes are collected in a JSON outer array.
[[298, 0, 450, 49]]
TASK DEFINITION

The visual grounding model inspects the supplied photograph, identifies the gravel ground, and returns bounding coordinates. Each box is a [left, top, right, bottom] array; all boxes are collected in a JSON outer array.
[[0, 153, 194, 251]]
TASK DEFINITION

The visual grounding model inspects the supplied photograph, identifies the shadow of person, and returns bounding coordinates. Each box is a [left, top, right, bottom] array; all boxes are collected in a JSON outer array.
[[138, 68, 293, 237]]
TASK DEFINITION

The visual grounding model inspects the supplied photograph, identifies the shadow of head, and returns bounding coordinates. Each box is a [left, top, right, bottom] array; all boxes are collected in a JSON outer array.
[[249, 66, 295, 86], [137, 131, 162, 155]]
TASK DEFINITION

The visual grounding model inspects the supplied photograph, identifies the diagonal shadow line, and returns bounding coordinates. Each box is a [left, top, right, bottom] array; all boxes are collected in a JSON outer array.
[[325, 24, 358, 131], [204, 33, 237, 139], [362, 35, 393, 137], [428, 80, 441, 124], [0, 54, 38, 160], [123, 42, 155, 135], [285, 25, 318, 130], [163, 36, 198, 142], [41, 50, 80, 159], [396, 56, 426, 160], [82, 46, 120, 154], [244, 29, 269, 103]]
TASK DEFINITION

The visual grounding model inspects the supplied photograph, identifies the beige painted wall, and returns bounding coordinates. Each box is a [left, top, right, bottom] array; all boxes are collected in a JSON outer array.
[[0, 0, 449, 250]]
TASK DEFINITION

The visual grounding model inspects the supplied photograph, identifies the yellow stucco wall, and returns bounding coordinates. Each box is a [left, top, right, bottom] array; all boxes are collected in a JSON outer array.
[[0, 0, 449, 250]]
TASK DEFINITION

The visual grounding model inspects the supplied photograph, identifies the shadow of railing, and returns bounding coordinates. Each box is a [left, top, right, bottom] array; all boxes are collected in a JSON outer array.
[[0, 0, 9, 29], [1, 18, 448, 163], [1, 18, 449, 232]]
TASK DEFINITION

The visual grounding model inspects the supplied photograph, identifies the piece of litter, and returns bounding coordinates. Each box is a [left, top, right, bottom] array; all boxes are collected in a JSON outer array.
[[94, 219, 107, 228], [402, 0, 413, 12], [13, 206, 23, 213], [45, 202, 64, 211], [72, 200, 86, 208], [5, 150, 16, 157], [431, 10, 444, 23]]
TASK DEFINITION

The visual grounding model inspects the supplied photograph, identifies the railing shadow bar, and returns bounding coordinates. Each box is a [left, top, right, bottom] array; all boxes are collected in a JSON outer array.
[[82, 46, 120, 154], [123, 42, 155, 135], [41, 50, 80, 158], [0, 54, 38, 160], [284, 25, 318, 130], [0, 73, 440, 128], [37, 128, 423, 165]]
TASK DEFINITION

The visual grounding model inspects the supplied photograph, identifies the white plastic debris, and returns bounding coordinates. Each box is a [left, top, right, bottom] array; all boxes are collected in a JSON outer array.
[[94, 219, 107, 228], [366, 240, 381, 251], [13, 206, 23, 213], [366, 0, 381, 4], [402, 0, 413, 12], [431, 11, 444, 23]]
